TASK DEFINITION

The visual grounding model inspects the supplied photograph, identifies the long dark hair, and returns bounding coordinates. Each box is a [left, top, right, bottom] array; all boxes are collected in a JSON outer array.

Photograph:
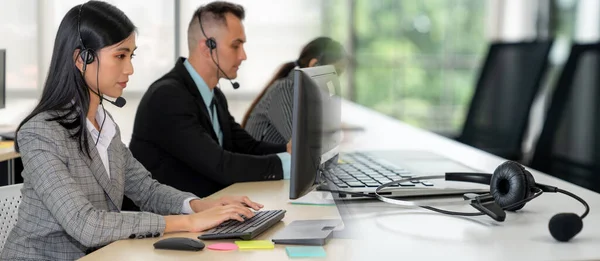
[[15, 1, 136, 157], [241, 37, 345, 127]]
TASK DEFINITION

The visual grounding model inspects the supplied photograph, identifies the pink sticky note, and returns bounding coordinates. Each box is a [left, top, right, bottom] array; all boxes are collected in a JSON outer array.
[[207, 243, 239, 251]]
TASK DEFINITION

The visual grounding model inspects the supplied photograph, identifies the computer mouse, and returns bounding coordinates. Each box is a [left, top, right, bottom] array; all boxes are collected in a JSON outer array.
[[153, 237, 205, 251]]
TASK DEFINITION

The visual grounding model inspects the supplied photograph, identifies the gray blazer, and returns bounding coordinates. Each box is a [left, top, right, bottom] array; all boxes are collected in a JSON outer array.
[[1, 111, 197, 260]]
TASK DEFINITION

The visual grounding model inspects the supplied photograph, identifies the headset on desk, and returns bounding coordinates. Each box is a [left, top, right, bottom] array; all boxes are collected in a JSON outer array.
[[324, 161, 590, 242]]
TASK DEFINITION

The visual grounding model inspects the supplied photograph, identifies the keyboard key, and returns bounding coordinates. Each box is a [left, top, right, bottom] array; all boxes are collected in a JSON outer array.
[[379, 171, 398, 176], [399, 182, 415, 187], [410, 180, 420, 184], [421, 181, 434, 186], [251, 214, 274, 227], [375, 178, 392, 183], [346, 170, 363, 175], [352, 164, 369, 169], [346, 181, 366, 187], [364, 182, 380, 187]]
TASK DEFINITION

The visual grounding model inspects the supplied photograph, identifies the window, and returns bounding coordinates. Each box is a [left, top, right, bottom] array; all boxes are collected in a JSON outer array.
[[326, 0, 487, 134], [0, 0, 38, 93]]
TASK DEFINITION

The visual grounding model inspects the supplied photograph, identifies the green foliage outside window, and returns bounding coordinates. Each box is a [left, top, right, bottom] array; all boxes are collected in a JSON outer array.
[[324, 0, 487, 134]]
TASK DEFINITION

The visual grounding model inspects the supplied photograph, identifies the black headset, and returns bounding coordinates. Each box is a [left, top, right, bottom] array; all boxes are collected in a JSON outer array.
[[77, 4, 96, 74], [196, 9, 240, 89], [76, 3, 127, 148], [370, 161, 590, 242], [76, 3, 126, 108]]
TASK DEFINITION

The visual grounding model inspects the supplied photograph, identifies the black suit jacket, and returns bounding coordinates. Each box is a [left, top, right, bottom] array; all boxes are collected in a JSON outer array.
[[129, 58, 286, 198]]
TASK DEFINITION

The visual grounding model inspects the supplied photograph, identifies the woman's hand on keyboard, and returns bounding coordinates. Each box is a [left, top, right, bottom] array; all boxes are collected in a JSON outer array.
[[192, 196, 264, 212], [190, 196, 264, 212], [187, 205, 256, 232], [217, 196, 264, 211]]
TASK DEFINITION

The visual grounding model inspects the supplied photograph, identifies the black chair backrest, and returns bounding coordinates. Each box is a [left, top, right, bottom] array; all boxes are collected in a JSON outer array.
[[530, 43, 600, 193], [458, 40, 554, 161]]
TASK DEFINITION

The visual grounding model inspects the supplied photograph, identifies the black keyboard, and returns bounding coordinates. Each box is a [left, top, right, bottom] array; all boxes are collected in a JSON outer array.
[[329, 152, 434, 188], [198, 210, 286, 240], [0, 131, 15, 140]]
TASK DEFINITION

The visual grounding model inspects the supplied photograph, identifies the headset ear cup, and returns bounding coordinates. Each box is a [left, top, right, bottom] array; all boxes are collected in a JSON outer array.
[[490, 161, 531, 211], [80, 49, 95, 65], [206, 38, 217, 49]]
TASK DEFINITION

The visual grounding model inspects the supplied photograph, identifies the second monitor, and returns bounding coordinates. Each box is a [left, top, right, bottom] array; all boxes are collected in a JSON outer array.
[[289, 65, 342, 199], [288, 65, 489, 200]]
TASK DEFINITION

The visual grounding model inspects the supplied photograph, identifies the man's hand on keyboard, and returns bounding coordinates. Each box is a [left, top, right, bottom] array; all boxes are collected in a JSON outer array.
[[187, 205, 256, 232]]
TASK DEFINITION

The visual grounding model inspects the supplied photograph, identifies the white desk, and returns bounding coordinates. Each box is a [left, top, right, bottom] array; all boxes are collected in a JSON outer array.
[[0, 125, 19, 185], [331, 101, 600, 261], [82, 100, 600, 261]]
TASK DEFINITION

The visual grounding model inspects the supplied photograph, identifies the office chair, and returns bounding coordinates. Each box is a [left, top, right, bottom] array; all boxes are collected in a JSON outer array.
[[457, 40, 554, 161], [530, 43, 600, 193], [0, 184, 22, 253]]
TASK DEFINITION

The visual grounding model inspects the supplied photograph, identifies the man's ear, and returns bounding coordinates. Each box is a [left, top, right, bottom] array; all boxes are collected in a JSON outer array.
[[198, 39, 213, 58], [73, 49, 83, 72]]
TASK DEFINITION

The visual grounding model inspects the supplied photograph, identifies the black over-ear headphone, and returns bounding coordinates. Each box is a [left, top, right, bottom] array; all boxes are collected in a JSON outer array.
[[371, 161, 589, 242], [196, 9, 239, 89], [77, 3, 96, 73]]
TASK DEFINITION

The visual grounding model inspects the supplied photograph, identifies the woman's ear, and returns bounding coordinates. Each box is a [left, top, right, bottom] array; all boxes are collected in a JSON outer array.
[[308, 58, 318, 67], [73, 49, 83, 72]]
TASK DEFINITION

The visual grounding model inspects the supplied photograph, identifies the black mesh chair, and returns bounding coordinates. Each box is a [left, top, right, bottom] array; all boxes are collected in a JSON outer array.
[[530, 43, 600, 193], [457, 40, 554, 161]]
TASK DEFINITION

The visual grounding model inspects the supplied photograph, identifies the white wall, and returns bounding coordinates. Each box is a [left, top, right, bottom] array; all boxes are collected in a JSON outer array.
[[485, 0, 539, 42], [574, 0, 600, 43]]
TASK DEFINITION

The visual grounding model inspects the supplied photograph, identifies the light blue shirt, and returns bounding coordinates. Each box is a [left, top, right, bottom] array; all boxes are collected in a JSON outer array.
[[278, 152, 291, 179], [184, 59, 223, 146], [183, 59, 290, 179]]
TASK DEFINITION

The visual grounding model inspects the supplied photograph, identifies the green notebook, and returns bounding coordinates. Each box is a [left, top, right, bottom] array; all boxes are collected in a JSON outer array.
[[285, 246, 326, 258]]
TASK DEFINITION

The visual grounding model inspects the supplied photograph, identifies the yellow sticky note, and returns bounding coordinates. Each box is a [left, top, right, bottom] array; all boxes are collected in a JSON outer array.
[[234, 240, 274, 250], [0, 141, 13, 149]]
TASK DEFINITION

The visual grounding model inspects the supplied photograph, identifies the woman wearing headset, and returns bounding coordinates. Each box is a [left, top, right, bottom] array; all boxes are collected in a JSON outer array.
[[242, 37, 347, 144], [2, 2, 261, 260]]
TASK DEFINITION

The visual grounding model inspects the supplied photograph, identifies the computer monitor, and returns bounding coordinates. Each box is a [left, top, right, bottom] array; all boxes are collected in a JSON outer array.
[[0, 49, 5, 109], [289, 65, 342, 199]]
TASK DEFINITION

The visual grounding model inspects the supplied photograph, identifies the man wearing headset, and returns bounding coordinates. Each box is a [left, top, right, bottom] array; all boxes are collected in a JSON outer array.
[[128, 1, 291, 205]]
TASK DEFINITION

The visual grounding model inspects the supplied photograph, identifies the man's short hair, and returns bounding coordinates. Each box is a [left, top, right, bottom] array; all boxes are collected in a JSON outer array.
[[187, 1, 245, 52]]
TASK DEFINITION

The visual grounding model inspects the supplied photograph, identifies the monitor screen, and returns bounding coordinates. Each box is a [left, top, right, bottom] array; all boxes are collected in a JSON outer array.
[[0, 50, 5, 109], [289, 65, 342, 199]]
